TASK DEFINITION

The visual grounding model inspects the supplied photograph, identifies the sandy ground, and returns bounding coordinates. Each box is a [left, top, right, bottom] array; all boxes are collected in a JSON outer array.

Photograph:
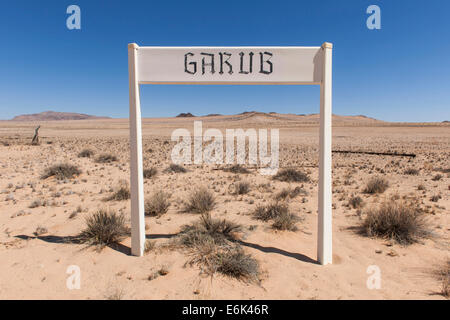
[[0, 113, 448, 300]]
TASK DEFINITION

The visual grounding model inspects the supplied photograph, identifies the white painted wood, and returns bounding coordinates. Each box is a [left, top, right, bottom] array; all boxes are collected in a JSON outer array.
[[128, 43, 333, 265], [128, 43, 146, 257], [136, 47, 323, 85], [318, 42, 333, 265]]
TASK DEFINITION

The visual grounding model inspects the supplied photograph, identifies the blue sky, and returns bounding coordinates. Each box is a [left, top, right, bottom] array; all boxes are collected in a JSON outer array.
[[0, 0, 449, 122]]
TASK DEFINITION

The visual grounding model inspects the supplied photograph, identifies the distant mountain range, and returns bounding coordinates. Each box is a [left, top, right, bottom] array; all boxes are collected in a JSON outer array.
[[11, 111, 111, 121]]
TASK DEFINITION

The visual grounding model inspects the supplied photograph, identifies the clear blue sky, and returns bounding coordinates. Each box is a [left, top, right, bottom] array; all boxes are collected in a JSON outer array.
[[0, 0, 449, 122]]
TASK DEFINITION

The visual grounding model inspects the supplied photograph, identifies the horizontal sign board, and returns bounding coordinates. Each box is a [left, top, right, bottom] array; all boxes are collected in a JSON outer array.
[[136, 47, 323, 85]]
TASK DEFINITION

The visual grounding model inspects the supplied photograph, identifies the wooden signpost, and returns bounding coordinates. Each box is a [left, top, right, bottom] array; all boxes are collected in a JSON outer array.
[[128, 43, 333, 265]]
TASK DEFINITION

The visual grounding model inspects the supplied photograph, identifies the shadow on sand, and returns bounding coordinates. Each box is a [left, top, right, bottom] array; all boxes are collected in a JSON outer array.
[[15, 233, 318, 264]]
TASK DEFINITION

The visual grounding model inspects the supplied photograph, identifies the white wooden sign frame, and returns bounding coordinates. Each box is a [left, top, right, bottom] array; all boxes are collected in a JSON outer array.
[[128, 42, 333, 265]]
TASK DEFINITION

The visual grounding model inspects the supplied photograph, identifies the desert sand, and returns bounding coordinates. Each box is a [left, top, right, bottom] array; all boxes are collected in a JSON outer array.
[[0, 112, 448, 299]]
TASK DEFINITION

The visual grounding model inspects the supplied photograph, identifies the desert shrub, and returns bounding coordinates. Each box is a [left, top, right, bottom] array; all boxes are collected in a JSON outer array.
[[41, 163, 81, 180], [437, 260, 450, 298], [96, 153, 118, 163], [34, 226, 48, 236], [432, 174, 443, 181], [430, 195, 441, 202], [275, 188, 291, 200], [145, 190, 170, 216], [273, 168, 309, 182], [165, 163, 187, 173], [212, 246, 259, 281], [417, 184, 426, 191], [349, 195, 364, 209], [108, 185, 130, 201], [143, 167, 157, 179], [78, 209, 129, 247], [144, 240, 155, 253], [359, 200, 430, 244], [78, 149, 94, 158], [224, 164, 250, 174], [234, 181, 250, 195], [363, 177, 389, 194], [404, 168, 419, 175], [29, 199, 44, 208], [178, 213, 241, 247], [185, 187, 216, 213], [253, 202, 289, 222], [275, 186, 306, 200], [271, 211, 299, 231]]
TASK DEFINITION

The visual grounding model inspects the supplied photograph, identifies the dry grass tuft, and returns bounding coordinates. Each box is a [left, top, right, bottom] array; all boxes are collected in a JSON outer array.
[[253, 202, 289, 222], [107, 185, 130, 201], [224, 164, 250, 174], [349, 195, 364, 209], [438, 260, 450, 298], [178, 213, 241, 247], [165, 163, 187, 173], [273, 168, 309, 182], [184, 187, 216, 213], [78, 149, 94, 158], [143, 167, 158, 179], [178, 214, 258, 281], [359, 200, 431, 244], [271, 211, 299, 231], [234, 181, 251, 195], [404, 168, 419, 175], [363, 177, 389, 194], [41, 163, 81, 180], [96, 153, 118, 163], [78, 209, 129, 247], [212, 246, 259, 281], [145, 190, 171, 216]]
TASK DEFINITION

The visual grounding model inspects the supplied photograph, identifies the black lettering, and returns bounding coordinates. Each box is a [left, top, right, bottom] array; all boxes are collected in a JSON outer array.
[[219, 52, 233, 74], [201, 53, 215, 74], [259, 52, 273, 74], [184, 52, 196, 74], [239, 52, 253, 74]]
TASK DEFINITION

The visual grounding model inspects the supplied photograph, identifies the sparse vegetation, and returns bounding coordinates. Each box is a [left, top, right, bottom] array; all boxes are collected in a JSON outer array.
[[253, 202, 288, 222], [34, 226, 48, 236], [107, 185, 130, 201], [430, 195, 441, 202], [41, 163, 81, 180], [432, 174, 443, 181], [145, 190, 171, 216], [143, 167, 158, 179], [178, 213, 241, 247], [185, 187, 216, 213], [78, 149, 94, 158], [212, 246, 259, 281], [349, 195, 364, 209], [78, 209, 130, 247], [234, 181, 250, 195], [165, 163, 187, 173], [363, 177, 389, 194], [177, 214, 258, 281], [436, 260, 450, 298], [224, 164, 250, 174], [275, 186, 306, 200], [273, 168, 309, 182], [404, 168, 419, 175], [96, 153, 118, 163], [271, 211, 299, 231], [359, 200, 431, 244]]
